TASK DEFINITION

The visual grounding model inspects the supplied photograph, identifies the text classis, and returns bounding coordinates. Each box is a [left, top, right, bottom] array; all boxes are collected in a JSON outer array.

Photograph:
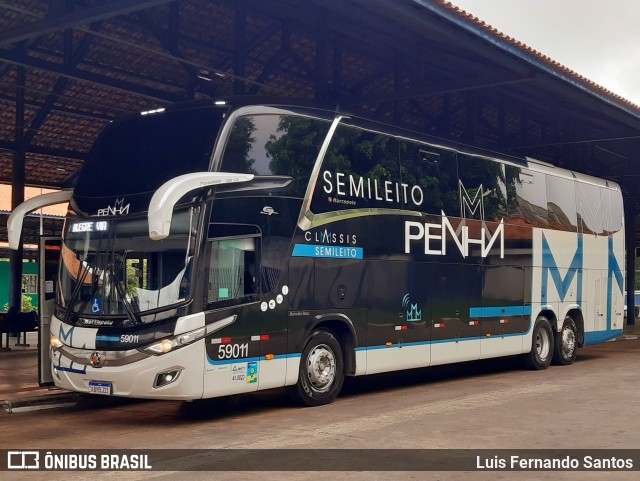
[[305, 230, 357, 245]]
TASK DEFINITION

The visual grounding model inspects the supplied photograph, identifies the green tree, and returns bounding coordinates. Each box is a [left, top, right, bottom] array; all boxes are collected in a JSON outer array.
[[221, 117, 256, 174], [266, 116, 331, 196], [4, 295, 36, 312]]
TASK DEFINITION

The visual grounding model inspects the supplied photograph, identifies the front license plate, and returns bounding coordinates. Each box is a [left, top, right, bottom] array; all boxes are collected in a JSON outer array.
[[88, 381, 112, 395]]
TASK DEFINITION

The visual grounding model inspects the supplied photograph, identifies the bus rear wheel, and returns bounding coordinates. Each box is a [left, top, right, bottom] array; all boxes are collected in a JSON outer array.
[[552, 316, 578, 365], [524, 316, 554, 370], [288, 329, 345, 407]]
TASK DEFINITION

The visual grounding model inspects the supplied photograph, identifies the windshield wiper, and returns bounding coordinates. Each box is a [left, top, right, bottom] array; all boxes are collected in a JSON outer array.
[[108, 263, 142, 325], [63, 260, 90, 325]]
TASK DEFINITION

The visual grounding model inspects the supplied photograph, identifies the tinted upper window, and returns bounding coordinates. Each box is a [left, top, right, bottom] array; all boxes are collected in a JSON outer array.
[[398, 140, 458, 215], [576, 182, 622, 234], [220, 114, 331, 197], [458, 154, 507, 222], [546, 175, 577, 231], [508, 168, 548, 227], [76, 108, 223, 197], [311, 124, 403, 213]]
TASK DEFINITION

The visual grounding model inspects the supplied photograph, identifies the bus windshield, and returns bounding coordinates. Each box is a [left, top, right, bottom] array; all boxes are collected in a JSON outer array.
[[58, 208, 199, 320]]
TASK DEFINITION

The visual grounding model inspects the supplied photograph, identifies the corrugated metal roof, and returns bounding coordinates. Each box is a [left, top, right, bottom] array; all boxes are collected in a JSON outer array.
[[0, 0, 636, 235]]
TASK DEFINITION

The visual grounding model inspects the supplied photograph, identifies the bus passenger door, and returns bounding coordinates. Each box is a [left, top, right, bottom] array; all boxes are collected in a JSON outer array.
[[202, 234, 261, 397]]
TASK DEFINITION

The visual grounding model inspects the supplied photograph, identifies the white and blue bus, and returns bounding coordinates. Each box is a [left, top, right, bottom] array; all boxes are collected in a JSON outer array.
[[9, 100, 625, 406]]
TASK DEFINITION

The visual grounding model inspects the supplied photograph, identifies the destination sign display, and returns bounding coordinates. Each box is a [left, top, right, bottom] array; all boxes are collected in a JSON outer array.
[[69, 221, 109, 233]]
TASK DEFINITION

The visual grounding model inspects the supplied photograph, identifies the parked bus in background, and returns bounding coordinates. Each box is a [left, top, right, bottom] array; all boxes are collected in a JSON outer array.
[[8, 99, 625, 406]]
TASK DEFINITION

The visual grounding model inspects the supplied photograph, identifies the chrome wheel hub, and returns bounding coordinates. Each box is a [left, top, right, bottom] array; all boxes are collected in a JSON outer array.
[[562, 327, 576, 357], [306, 344, 336, 393], [535, 328, 551, 360]]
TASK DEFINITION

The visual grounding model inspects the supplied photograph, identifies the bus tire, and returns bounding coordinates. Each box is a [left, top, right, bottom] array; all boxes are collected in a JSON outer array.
[[552, 316, 578, 365], [524, 316, 554, 370], [288, 329, 345, 407]]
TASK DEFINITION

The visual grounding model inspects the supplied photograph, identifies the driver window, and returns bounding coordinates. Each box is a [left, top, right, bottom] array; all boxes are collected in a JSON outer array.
[[206, 237, 259, 304]]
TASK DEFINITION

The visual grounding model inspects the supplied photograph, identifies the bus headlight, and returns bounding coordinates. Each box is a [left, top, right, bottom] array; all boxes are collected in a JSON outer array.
[[139, 327, 206, 355]]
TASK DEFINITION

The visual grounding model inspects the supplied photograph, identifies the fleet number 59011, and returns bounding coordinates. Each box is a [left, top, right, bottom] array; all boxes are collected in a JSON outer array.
[[218, 343, 249, 359]]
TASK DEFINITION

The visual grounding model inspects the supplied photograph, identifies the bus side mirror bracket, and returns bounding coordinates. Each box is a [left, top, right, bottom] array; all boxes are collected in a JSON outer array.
[[7, 190, 73, 250], [148, 172, 254, 241]]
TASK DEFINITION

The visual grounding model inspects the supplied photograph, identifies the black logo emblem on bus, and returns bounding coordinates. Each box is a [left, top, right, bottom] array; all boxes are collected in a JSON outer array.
[[90, 351, 103, 368]]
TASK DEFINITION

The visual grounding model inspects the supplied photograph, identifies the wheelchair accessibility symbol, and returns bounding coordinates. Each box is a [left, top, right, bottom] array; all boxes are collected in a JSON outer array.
[[91, 298, 102, 314]]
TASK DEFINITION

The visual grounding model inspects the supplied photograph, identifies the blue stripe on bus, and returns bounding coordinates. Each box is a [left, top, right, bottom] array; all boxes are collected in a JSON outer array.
[[292, 244, 363, 259], [56, 366, 87, 374], [206, 353, 300, 365], [356, 333, 527, 351], [201, 330, 618, 366], [96, 336, 120, 342], [469, 306, 532, 318], [584, 329, 622, 345]]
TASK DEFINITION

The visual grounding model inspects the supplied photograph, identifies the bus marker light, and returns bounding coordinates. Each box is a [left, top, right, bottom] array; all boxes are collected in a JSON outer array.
[[469, 320, 479, 326], [434, 323, 445, 328], [260, 334, 270, 341], [265, 354, 275, 360], [50, 336, 63, 348], [221, 338, 232, 344], [160, 339, 173, 353], [485, 333, 491, 337], [385, 342, 393, 347], [500, 319, 509, 324]]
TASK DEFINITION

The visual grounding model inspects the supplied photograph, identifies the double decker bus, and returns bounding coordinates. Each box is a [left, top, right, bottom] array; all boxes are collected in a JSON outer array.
[[8, 99, 625, 406]]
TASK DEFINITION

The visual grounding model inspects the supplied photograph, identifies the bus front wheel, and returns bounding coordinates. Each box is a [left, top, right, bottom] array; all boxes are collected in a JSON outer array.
[[524, 316, 554, 370], [552, 316, 578, 365], [289, 329, 345, 407]]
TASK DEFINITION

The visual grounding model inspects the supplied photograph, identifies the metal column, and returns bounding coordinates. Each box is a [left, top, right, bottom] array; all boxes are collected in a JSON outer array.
[[8, 66, 26, 332], [625, 198, 637, 325]]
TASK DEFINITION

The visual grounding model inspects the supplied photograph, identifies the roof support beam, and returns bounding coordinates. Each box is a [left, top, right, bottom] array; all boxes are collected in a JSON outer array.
[[347, 73, 535, 106], [234, 0, 246, 95], [0, 47, 185, 102], [0, 0, 176, 45], [0, 93, 114, 122], [0, 140, 89, 162]]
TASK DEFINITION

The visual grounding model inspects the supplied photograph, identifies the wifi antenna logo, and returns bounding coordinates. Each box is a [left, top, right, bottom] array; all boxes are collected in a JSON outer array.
[[402, 293, 422, 322]]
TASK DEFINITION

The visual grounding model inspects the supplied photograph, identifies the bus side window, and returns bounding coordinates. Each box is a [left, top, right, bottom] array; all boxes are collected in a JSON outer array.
[[311, 124, 401, 213], [458, 153, 507, 222], [206, 237, 259, 305], [507, 168, 548, 227], [575, 181, 615, 235], [546, 175, 577, 231], [398, 140, 457, 215]]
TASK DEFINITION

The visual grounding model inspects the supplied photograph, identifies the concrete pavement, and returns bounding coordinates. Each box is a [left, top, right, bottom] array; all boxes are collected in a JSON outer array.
[[1, 322, 639, 414]]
